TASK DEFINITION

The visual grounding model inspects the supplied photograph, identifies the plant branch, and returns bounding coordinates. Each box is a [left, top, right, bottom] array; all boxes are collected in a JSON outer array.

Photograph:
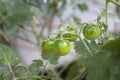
[[105, 0, 109, 25], [111, 0, 120, 6], [78, 36, 93, 56], [15, 35, 35, 44], [16, 75, 43, 80], [79, 24, 94, 56]]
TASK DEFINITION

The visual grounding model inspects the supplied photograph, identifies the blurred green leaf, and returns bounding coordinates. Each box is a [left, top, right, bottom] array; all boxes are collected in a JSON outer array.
[[74, 40, 89, 58], [33, 59, 43, 66], [0, 44, 21, 67], [0, 29, 9, 41], [0, 0, 41, 35], [41, 52, 60, 64], [66, 58, 85, 80], [78, 3, 88, 12], [15, 66, 27, 75], [30, 6, 42, 16], [73, 16, 81, 25], [101, 38, 120, 51], [99, 9, 120, 22], [47, 69, 56, 77], [108, 13, 120, 22], [1, 71, 11, 79], [85, 52, 120, 80], [28, 63, 39, 73], [87, 40, 100, 53], [5, 24, 20, 35]]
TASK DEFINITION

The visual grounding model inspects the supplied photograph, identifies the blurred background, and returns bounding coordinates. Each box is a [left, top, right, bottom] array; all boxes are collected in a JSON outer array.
[[0, 0, 120, 67]]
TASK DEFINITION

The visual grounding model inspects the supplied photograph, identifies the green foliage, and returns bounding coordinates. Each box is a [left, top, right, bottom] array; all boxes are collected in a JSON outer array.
[[78, 3, 88, 12], [85, 51, 120, 80], [74, 40, 89, 58], [41, 52, 60, 64], [15, 66, 27, 75], [99, 9, 120, 22], [0, 44, 21, 67], [66, 58, 84, 80], [0, 0, 41, 35], [47, 69, 56, 77], [74, 40, 100, 57], [102, 38, 120, 51], [0, 71, 11, 79], [28, 59, 43, 74], [73, 16, 81, 25]]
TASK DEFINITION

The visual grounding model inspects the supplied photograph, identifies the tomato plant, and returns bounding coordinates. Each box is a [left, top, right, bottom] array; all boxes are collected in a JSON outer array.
[[1, 0, 120, 80]]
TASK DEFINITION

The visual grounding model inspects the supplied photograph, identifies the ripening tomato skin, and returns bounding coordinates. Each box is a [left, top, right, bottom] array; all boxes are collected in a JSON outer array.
[[83, 24, 101, 40], [63, 26, 79, 41], [42, 39, 54, 53], [54, 39, 71, 56]]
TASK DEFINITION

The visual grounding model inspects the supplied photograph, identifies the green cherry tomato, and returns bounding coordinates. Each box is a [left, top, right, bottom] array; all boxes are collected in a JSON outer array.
[[83, 24, 101, 40], [63, 26, 79, 41], [42, 39, 54, 53], [54, 39, 71, 56]]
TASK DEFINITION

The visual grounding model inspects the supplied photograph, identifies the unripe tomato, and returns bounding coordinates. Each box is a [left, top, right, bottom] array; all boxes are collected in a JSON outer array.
[[63, 26, 79, 41], [42, 39, 54, 53], [83, 24, 101, 40], [54, 39, 71, 56]]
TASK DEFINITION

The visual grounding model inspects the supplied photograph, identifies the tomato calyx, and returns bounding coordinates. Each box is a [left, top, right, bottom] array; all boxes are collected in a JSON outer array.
[[63, 26, 79, 41]]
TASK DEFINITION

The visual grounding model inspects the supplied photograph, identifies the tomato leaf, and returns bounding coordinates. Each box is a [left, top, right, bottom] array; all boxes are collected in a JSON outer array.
[[73, 16, 81, 25], [108, 13, 120, 22], [99, 9, 120, 22], [0, 71, 11, 79], [78, 3, 88, 12], [33, 59, 43, 66], [85, 52, 120, 80], [0, 44, 21, 67], [41, 52, 60, 64], [15, 66, 27, 75], [101, 38, 120, 51], [74, 40, 90, 58], [28, 59, 43, 74], [66, 58, 85, 80], [28, 63, 39, 74]]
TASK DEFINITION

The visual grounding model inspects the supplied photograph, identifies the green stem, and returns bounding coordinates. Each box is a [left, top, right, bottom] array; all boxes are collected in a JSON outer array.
[[42, 53, 53, 76], [50, 68, 62, 80], [15, 35, 35, 44], [79, 24, 93, 56], [16, 75, 43, 80], [111, 0, 120, 7], [58, 64, 69, 75], [78, 36, 93, 56], [105, 0, 109, 25], [72, 68, 86, 80]]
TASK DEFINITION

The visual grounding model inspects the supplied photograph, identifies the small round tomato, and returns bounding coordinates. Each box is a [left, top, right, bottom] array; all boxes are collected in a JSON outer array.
[[54, 39, 71, 56], [42, 39, 54, 53], [63, 26, 79, 41], [83, 24, 101, 40]]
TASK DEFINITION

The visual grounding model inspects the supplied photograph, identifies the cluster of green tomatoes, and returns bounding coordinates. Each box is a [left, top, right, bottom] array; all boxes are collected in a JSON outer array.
[[41, 24, 101, 56]]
